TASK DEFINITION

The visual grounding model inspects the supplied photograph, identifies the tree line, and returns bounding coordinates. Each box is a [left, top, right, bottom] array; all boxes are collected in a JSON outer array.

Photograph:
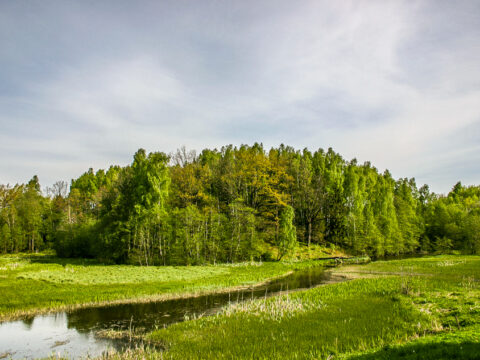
[[1, 144, 479, 264]]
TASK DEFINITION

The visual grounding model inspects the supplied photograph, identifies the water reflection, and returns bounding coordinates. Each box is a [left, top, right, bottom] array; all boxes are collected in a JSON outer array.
[[0, 313, 118, 359], [0, 266, 334, 359]]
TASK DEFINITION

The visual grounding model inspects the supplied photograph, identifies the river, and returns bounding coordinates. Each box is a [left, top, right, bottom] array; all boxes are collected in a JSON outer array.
[[0, 266, 341, 359]]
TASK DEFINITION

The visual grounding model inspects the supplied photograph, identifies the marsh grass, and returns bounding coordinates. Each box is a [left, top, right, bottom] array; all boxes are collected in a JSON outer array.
[[343, 325, 480, 360], [221, 291, 324, 321], [139, 255, 480, 359], [145, 279, 432, 359], [0, 253, 328, 321], [4, 254, 478, 359]]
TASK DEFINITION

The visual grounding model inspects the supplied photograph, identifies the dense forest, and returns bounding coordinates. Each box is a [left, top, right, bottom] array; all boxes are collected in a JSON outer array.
[[1, 144, 479, 264]]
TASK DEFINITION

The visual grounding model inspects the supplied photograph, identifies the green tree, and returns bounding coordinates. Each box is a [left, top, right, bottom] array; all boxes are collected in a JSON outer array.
[[277, 205, 297, 260]]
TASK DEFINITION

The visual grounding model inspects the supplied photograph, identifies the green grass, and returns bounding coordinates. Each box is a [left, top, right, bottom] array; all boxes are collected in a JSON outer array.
[[340, 256, 479, 278], [130, 255, 480, 359], [0, 253, 326, 321], [4, 253, 478, 359], [277, 243, 346, 261], [343, 325, 480, 360]]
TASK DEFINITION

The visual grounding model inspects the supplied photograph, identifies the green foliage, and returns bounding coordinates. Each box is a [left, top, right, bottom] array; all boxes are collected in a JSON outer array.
[[277, 205, 297, 259], [1, 145, 480, 263], [424, 182, 480, 254]]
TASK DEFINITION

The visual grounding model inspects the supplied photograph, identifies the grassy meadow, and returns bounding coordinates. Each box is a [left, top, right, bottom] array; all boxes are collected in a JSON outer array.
[[1, 253, 478, 359], [0, 246, 337, 321], [108, 255, 480, 360]]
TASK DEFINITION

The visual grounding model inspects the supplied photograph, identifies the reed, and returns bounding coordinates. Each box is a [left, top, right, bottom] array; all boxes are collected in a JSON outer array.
[[0, 252, 332, 321], [142, 255, 480, 359]]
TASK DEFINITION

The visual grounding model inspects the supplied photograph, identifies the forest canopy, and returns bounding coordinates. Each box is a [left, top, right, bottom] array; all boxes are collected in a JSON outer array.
[[1, 144, 479, 264]]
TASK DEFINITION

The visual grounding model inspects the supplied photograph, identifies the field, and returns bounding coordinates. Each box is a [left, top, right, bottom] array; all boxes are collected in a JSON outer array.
[[1, 254, 479, 359], [0, 251, 332, 321], [115, 255, 480, 360]]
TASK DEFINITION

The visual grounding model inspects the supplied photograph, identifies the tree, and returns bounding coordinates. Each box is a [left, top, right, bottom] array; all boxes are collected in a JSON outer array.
[[277, 205, 297, 260], [17, 176, 44, 252], [2, 144, 480, 261], [227, 200, 258, 262], [290, 149, 325, 247], [99, 149, 170, 264]]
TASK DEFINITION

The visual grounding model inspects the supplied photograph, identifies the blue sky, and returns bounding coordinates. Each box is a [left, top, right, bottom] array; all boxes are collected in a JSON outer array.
[[1, 0, 479, 193]]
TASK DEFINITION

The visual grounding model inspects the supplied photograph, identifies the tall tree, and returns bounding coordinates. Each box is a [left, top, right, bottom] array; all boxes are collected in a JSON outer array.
[[277, 205, 297, 260]]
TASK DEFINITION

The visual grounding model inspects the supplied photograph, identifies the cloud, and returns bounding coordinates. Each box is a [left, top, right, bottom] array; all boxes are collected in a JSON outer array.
[[0, 0, 479, 193]]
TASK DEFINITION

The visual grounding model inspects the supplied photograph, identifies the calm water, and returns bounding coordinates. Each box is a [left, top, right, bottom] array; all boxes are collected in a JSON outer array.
[[0, 266, 338, 359]]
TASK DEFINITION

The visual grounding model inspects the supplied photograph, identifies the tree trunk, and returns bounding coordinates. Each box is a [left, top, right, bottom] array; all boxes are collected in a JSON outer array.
[[308, 221, 312, 247]]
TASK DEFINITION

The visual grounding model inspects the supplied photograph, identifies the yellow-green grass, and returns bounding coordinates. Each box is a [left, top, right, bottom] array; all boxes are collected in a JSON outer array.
[[267, 243, 346, 261], [336, 255, 479, 279], [0, 253, 325, 321], [132, 255, 480, 359]]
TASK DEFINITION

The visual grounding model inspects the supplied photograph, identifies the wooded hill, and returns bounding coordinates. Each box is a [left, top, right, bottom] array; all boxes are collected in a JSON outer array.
[[1, 144, 479, 264]]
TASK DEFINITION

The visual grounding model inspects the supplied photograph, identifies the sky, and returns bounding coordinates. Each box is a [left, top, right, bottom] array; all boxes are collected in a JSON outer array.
[[0, 0, 479, 194]]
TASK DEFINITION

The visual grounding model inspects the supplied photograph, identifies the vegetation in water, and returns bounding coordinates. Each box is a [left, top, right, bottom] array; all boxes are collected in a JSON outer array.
[[105, 255, 479, 359], [1, 145, 479, 266], [0, 252, 335, 320]]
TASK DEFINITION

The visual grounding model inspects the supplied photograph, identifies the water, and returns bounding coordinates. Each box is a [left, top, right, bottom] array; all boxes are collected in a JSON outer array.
[[0, 266, 339, 359]]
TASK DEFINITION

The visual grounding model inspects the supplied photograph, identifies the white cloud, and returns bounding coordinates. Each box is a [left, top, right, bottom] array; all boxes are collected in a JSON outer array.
[[0, 0, 479, 193]]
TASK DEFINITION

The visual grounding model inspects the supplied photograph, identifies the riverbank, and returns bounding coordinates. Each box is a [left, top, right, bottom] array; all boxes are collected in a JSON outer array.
[[108, 255, 479, 359], [0, 251, 356, 322]]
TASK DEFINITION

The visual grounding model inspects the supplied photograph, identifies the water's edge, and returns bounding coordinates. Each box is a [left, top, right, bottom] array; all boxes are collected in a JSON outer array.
[[0, 260, 365, 359]]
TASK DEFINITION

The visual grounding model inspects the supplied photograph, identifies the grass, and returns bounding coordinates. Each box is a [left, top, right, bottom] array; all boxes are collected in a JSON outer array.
[[4, 253, 478, 359], [116, 255, 480, 359], [343, 325, 480, 360], [0, 251, 333, 321], [278, 243, 346, 261]]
